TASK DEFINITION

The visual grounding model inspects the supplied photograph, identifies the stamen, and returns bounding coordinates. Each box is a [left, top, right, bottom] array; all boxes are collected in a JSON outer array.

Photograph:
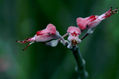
[[22, 42, 34, 51], [112, 8, 119, 14], [16, 40, 27, 44]]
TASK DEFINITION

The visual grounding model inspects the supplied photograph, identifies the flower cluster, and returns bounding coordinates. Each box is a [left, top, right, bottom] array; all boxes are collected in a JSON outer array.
[[17, 7, 118, 50]]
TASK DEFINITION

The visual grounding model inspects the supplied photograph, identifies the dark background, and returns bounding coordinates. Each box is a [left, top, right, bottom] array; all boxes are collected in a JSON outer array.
[[0, 0, 119, 79]]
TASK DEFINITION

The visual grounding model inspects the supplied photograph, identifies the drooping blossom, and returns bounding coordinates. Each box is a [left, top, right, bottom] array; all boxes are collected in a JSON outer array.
[[16, 24, 61, 50], [67, 26, 81, 48], [76, 7, 118, 32]]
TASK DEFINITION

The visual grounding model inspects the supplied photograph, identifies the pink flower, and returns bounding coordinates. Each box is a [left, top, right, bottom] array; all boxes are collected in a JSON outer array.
[[67, 26, 81, 36], [67, 26, 81, 48], [76, 7, 118, 30], [36, 24, 56, 36], [35, 24, 58, 42], [17, 24, 61, 50]]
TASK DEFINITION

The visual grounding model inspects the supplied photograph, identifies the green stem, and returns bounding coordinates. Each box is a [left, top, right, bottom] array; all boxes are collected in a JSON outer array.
[[71, 47, 88, 79], [81, 33, 89, 40]]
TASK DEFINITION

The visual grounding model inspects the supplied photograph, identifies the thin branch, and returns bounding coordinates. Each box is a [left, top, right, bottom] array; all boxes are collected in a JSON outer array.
[[81, 33, 89, 40], [57, 33, 69, 46], [62, 33, 68, 38]]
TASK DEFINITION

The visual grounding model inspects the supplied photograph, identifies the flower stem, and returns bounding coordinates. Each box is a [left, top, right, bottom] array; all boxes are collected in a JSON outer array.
[[81, 33, 89, 40], [71, 47, 88, 79]]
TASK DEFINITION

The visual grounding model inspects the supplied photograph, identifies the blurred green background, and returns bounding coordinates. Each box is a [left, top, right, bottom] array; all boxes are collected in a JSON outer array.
[[0, 0, 119, 79]]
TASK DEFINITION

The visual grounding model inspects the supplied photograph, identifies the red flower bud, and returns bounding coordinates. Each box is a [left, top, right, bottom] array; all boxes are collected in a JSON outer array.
[[17, 24, 60, 50], [76, 7, 118, 30]]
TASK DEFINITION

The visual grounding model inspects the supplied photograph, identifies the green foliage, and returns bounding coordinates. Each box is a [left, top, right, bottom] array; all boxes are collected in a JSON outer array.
[[0, 0, 119, 79]]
